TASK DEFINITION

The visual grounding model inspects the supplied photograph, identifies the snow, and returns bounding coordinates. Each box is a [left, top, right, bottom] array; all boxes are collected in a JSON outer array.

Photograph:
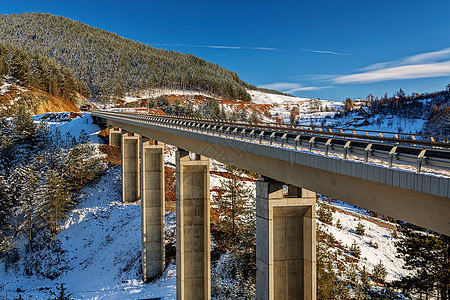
[[33, 113, 103, 144], [1, 106, 444, 298], [0, 77, 28, 94], [0, 167, 177, 299], [248, 89, 310, 104], [318, 199, 408, 281], [122, 88, 217, 105]]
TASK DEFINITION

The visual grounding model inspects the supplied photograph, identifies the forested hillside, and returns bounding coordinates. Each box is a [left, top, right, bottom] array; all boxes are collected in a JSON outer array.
[[0, 13, 252, 102], [0, 41, 90, 102]]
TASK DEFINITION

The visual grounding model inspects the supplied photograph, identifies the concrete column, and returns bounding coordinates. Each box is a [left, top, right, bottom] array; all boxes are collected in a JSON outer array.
[[256, 178, 316, 300], [141, 138, 165, 282], [109, 126, 122, 146], [176, 149, 211, 300], [122, 131, 140, 202]]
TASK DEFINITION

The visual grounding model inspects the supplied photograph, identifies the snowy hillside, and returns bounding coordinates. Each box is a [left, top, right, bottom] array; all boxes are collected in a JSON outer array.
[[2, 110, 438, 299], [248, 89, 309, 104]]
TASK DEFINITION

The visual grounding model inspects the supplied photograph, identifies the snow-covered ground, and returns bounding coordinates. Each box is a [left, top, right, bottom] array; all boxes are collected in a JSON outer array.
[[1, 102, 444, 298], [318, 199, 409, 282], [123, 88, 216, 104], [0, 166, 409, 299], [33, 112, 103, 144], [248, 89, 309, 104], [0, 77, 28, 112], [0, 167, 177, 299]]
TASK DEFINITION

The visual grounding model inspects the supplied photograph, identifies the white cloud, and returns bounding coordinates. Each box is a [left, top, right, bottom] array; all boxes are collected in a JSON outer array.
[[361, 47, 450, 71], [286, 86, 332, 93], [260, 82, 331, 93], [333, 61, 450, 84], [301, 49, 349, 56], [301, 74, 339, 81], [198, 45, 243, 49], [251, 47, 278, 51], [151, 43, 278, 51]]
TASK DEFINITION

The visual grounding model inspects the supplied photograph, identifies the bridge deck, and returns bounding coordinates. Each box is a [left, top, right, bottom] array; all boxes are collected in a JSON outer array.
[[93, 111, 450, 235]]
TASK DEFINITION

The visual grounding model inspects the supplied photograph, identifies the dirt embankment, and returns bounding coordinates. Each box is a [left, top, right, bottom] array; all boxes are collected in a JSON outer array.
[[0, 87, 84, 115]]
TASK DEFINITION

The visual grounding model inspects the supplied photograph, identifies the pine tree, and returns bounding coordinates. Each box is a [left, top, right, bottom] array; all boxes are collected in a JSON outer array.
[[64, 143, 101, 190], [316, 224, 350, 299], [249, 109, 259, 123], [10, 163, 42, 242], [50, 283, 72, 300], [212, 164, 253, 251], [355, 222, 365, 236], [317, 203, 333, 225], [0, 175, 13, 245], [211, 164, 256, 295], [349, 240, 361, 258], [41, 168, 72, 234], [393, 223, 449, 299], [336, 218, 342, 229], [372, 261, 387, 285]]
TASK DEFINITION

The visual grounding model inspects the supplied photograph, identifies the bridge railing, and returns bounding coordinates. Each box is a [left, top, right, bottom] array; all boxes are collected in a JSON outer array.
[[93, 110, 450, 174], [108, 108, 449, 143]]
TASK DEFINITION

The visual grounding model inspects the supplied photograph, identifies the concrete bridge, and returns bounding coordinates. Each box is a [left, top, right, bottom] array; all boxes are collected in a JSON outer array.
[[93, 110, 450, 300]]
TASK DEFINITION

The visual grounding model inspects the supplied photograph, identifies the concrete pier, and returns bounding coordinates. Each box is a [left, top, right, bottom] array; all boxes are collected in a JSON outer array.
[[176, 149, 211, 300], [141, 139, 165, 282], [256, 179, 316, 300], [109, 126, 122, 146], [122, 132, 140, 202]]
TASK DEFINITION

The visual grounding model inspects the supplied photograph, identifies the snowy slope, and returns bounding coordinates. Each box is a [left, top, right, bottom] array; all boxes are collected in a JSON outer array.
[[0, 167, 177, 299], [318, 199, 409, 282], [248, 89, 309, 104], [0, 111, 419, 299], [34, 112, 103, 144]]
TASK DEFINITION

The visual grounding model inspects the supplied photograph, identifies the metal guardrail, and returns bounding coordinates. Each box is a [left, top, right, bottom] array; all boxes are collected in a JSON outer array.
[[108, 109, 450, 144], [93, 111, 450, 174]]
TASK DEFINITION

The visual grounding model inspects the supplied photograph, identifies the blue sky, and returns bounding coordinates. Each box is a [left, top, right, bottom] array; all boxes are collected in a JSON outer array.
[[2, 0, 450, 101]]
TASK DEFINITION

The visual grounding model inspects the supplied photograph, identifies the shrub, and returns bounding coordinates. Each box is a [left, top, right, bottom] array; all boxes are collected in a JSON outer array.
[[355, 222, 365, 236], [318, 203, 333, 225], [372, 261, 387, 285], [368, 240, 378, 249], [349, 241, 361, 258], [336, 219, 342, 229]]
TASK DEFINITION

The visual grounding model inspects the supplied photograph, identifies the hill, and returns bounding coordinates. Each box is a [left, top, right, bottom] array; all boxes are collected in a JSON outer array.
[[0, 40, 90, 104], [0, 13, 252, 102]]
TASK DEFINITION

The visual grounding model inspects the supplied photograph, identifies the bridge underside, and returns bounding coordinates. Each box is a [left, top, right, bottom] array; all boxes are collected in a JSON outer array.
[[103, 119, 449, 236]]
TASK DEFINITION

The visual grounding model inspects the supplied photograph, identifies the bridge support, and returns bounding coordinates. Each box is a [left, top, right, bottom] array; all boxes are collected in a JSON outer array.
[[122, 131, 140, 202], [176, 149, 211, 300], [109, 126, 122, 146], [256, 178, 316, 300], [141, 139, 165, 282]]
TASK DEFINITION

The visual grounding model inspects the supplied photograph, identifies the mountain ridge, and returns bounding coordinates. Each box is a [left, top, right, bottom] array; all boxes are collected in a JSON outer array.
[[0, 13, 254, 102]]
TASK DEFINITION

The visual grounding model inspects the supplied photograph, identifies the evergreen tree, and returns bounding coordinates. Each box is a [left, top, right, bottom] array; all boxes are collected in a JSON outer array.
[[12, 105, 38, 140], [64, 143, 102, 190], [317, 203, 333, 225], [316, 224, 350, 299], [77, 129, 89, 144], [212, 164, 253, 251], [50, 283, 72, 300], [372, 261, 387, 285], [355, 222, 365, 236], [41, 168, 72, 234], [10, 163, 42, 242], [393, 223, 449, 300], [0, 175, 13, 247], [211, 164, 256, 297], [349, 240, 361, 258], [249, 109, 259, 123]]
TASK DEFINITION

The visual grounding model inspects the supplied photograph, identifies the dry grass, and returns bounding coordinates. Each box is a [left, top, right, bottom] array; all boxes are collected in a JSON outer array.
[[98, 144, 121, 166]]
